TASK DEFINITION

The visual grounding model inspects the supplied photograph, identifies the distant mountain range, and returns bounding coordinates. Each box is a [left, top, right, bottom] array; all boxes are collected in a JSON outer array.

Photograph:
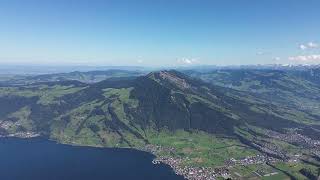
[[0, 65, 148, 75], [0, 69, 146, 85]]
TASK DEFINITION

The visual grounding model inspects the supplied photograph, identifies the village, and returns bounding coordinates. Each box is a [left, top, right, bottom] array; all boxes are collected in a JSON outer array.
[[0, 120, 40, 138], [266, 129, 320, 149], [139, 144, 284, 180], [139, 129, 320, 180]]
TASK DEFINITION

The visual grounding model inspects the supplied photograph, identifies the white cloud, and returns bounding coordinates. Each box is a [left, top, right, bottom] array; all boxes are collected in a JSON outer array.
[[307, 42, 318, 48], [288, 54, 320, 63], [299, 42, 318, 50], [256, 51, 266, 55], [177, 58, 199, 65], [256, 51, 271, 56], [299, 44, 307, 50], [137, 59, 143, 63], [273, 57, 281, 61]]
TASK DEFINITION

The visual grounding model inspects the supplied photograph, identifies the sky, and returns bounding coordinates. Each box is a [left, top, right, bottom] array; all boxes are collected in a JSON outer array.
[[0, 0, 320, 67]]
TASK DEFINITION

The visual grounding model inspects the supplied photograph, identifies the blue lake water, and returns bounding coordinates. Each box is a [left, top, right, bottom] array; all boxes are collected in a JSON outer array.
[[0, 137, 185, 180]]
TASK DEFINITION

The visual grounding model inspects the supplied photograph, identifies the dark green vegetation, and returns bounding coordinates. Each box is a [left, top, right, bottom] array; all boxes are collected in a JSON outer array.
[[185, 68, 320, 126], [1, 68, 320, 179]]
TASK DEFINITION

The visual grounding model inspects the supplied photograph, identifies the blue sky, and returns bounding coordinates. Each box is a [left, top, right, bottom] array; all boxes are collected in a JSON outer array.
[[0, 0, 320, 66]]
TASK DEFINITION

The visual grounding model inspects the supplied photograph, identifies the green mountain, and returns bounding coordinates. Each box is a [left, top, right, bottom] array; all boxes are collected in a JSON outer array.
[[1, 69, 320, 179], [185, 68, 320, 121]]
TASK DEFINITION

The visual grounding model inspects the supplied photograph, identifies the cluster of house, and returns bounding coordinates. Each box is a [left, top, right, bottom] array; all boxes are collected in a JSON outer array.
[[225, 154, 278, 167], [266, 129, 320, 149], [0, 120, 39, 138], [140, 144, 235, 180]]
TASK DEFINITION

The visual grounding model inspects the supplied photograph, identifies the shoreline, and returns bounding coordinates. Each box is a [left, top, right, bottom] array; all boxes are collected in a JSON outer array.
[[0, 132, 41, 138], [0, 134, 284, 180], [0, 134, 211, 179], [137, 145, 220, 180]]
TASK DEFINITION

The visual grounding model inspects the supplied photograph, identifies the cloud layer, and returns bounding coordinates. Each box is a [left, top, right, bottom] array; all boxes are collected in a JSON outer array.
[[289, 54, 320, 63], [299, 42, 319, 50], [177, 58, 199, 65], [273, 57, 281, 61]]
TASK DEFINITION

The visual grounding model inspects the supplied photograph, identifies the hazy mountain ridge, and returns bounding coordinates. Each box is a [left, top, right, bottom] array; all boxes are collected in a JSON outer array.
[[0, 69, 146, 86], [185, 68, 320, 117]]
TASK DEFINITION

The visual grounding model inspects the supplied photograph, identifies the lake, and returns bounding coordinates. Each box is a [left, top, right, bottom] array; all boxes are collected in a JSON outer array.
[[0, 137, 185, 180]]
